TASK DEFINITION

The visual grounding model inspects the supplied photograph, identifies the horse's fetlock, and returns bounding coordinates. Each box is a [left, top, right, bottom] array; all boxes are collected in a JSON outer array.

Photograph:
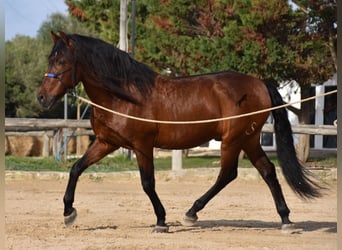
[[194, 199, 205, 210]]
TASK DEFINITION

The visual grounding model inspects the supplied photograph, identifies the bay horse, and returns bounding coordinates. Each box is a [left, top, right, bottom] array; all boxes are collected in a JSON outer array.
[[37, 32, 321, 233]]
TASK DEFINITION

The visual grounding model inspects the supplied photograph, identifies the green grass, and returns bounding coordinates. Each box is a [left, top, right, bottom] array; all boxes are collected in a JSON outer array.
[[5, 155, 225, 172], [5, 154, 335, 172], [5, 156, 69, 172], [5, 155, 235, 172]]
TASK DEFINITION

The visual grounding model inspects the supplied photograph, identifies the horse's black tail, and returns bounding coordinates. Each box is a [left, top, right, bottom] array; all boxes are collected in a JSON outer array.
[[265, 82, 322, 199]]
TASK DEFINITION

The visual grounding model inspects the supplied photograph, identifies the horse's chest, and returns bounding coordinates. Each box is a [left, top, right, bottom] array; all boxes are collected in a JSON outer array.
[[91, 114, 130, 145]]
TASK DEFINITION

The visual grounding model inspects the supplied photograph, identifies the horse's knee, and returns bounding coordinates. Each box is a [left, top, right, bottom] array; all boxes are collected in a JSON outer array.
[[69, 167, 79, 180], [141, 178, 155, 193], [219, 166, 238, 184], [212, 167, 238, 192], [69, 159, 85, 179]]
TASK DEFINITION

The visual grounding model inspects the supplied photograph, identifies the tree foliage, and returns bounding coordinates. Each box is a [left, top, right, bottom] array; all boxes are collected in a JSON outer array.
[[37, 13, 97, 43], [66, 0, 336, 87], [66, 0, 120, 44], [136, 0, 299, 80], [5, 36, 49, 117]]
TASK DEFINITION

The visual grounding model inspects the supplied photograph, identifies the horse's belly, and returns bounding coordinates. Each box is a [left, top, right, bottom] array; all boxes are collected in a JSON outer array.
[[155, 125, 220, 149]]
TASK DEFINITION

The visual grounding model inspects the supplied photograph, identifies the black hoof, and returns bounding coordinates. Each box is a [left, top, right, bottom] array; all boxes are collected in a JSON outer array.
[[64, 208, 77, 226]]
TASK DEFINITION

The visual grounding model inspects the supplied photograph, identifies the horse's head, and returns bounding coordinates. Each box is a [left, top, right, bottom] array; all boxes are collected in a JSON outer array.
[[37, 31, 79, 109]]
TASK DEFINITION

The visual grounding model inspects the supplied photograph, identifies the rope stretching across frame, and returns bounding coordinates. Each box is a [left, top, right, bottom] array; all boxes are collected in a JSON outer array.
[[73, 89, 337, 125]]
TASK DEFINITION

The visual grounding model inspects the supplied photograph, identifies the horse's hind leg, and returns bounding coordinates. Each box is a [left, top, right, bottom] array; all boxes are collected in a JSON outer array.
[[243, 137, 293, 229], [63, 138, 117, 226], [184, 145, 239, 225]]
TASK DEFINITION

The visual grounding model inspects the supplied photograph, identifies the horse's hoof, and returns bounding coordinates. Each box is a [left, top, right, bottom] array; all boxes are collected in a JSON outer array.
[[64, 208, 77, 226], [281, 223, 302, 234], [182, 214, 198, 226], [152, 225, 169, 233]]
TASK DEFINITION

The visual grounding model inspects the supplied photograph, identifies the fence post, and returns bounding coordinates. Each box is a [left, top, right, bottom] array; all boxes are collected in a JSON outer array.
[[172, 150, 183, 172], [42, 133, 50, 157]]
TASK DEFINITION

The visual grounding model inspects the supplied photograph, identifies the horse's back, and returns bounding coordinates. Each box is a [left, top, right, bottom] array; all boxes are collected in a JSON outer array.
[[155, 71, 271, 116]]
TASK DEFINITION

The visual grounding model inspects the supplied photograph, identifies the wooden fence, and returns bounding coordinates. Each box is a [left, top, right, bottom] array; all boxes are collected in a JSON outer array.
[[5, 118, 337, 134], [5, 118, 337, 158]]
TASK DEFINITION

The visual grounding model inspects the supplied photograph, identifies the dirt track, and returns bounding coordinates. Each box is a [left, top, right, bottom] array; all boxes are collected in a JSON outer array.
[[5, 169, 337, 250]]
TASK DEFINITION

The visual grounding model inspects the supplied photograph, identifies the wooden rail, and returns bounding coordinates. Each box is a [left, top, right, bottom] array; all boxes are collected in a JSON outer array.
[[5, 118, 91, 131], [5, 118, 337, 135], [262, 123, 337, 135], [4, 118, 337, 168]]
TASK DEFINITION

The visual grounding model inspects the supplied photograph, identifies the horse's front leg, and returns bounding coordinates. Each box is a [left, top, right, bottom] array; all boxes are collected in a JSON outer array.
[[134, 148, 168, 233], [63, 138, 117, 226]]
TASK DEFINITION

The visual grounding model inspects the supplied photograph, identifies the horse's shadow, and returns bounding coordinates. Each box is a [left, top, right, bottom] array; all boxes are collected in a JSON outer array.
[[169, 219, 337, 234], [76, 220, 336, 234], [78, 225, 118, 231]]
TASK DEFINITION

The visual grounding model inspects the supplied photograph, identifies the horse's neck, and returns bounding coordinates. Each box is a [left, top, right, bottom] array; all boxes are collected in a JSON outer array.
[[81, 79, 110, 102], [81, 78, 145, 105]]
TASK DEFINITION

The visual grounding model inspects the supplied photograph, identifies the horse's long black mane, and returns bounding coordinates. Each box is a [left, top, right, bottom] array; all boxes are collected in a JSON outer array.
[[62, 34, 156, 104]]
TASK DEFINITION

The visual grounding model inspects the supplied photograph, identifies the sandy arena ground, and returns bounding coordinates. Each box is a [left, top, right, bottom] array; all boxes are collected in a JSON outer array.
[[5, 168, 337, 250]]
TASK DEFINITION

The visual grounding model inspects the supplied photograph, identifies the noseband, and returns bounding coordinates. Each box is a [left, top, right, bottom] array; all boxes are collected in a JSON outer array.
[[44, 68, 72, 79], [44, 53, 78, 94]]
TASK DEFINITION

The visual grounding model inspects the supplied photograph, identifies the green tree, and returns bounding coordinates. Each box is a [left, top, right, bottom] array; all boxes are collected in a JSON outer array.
[[37, 13, 97, 43], [66, 0, 120, 44], [65, 0, 336, 82], [135, 0, 299, 79], [5, 36, 49, 117]]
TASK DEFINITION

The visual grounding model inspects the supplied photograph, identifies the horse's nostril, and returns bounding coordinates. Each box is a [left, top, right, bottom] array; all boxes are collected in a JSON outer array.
[[37, 94, 45, 104]]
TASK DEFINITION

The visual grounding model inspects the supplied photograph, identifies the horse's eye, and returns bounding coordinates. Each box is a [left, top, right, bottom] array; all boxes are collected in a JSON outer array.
[[57, 59, 66, 65]]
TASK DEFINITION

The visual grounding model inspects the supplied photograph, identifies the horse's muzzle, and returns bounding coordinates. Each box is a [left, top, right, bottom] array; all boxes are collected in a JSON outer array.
[[37, 94, 57, 110]]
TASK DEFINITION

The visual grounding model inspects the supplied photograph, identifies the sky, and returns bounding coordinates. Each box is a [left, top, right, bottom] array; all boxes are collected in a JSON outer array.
[[5, 0, 68, 41], [4, 0, 300, 41]]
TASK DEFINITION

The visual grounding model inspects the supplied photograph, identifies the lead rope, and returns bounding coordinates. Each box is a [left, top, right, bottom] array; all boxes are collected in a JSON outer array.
[[72, 89, 337, 125]]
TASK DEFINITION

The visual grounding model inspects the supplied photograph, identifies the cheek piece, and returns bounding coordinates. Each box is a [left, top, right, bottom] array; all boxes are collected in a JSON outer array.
[[44, 51, 78, 94], [43, 66, 77, 94]]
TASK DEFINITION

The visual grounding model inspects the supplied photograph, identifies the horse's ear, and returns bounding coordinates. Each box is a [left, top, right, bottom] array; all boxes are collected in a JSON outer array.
[[59, 31, 75, 53], [51, 31, 59, 44]]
